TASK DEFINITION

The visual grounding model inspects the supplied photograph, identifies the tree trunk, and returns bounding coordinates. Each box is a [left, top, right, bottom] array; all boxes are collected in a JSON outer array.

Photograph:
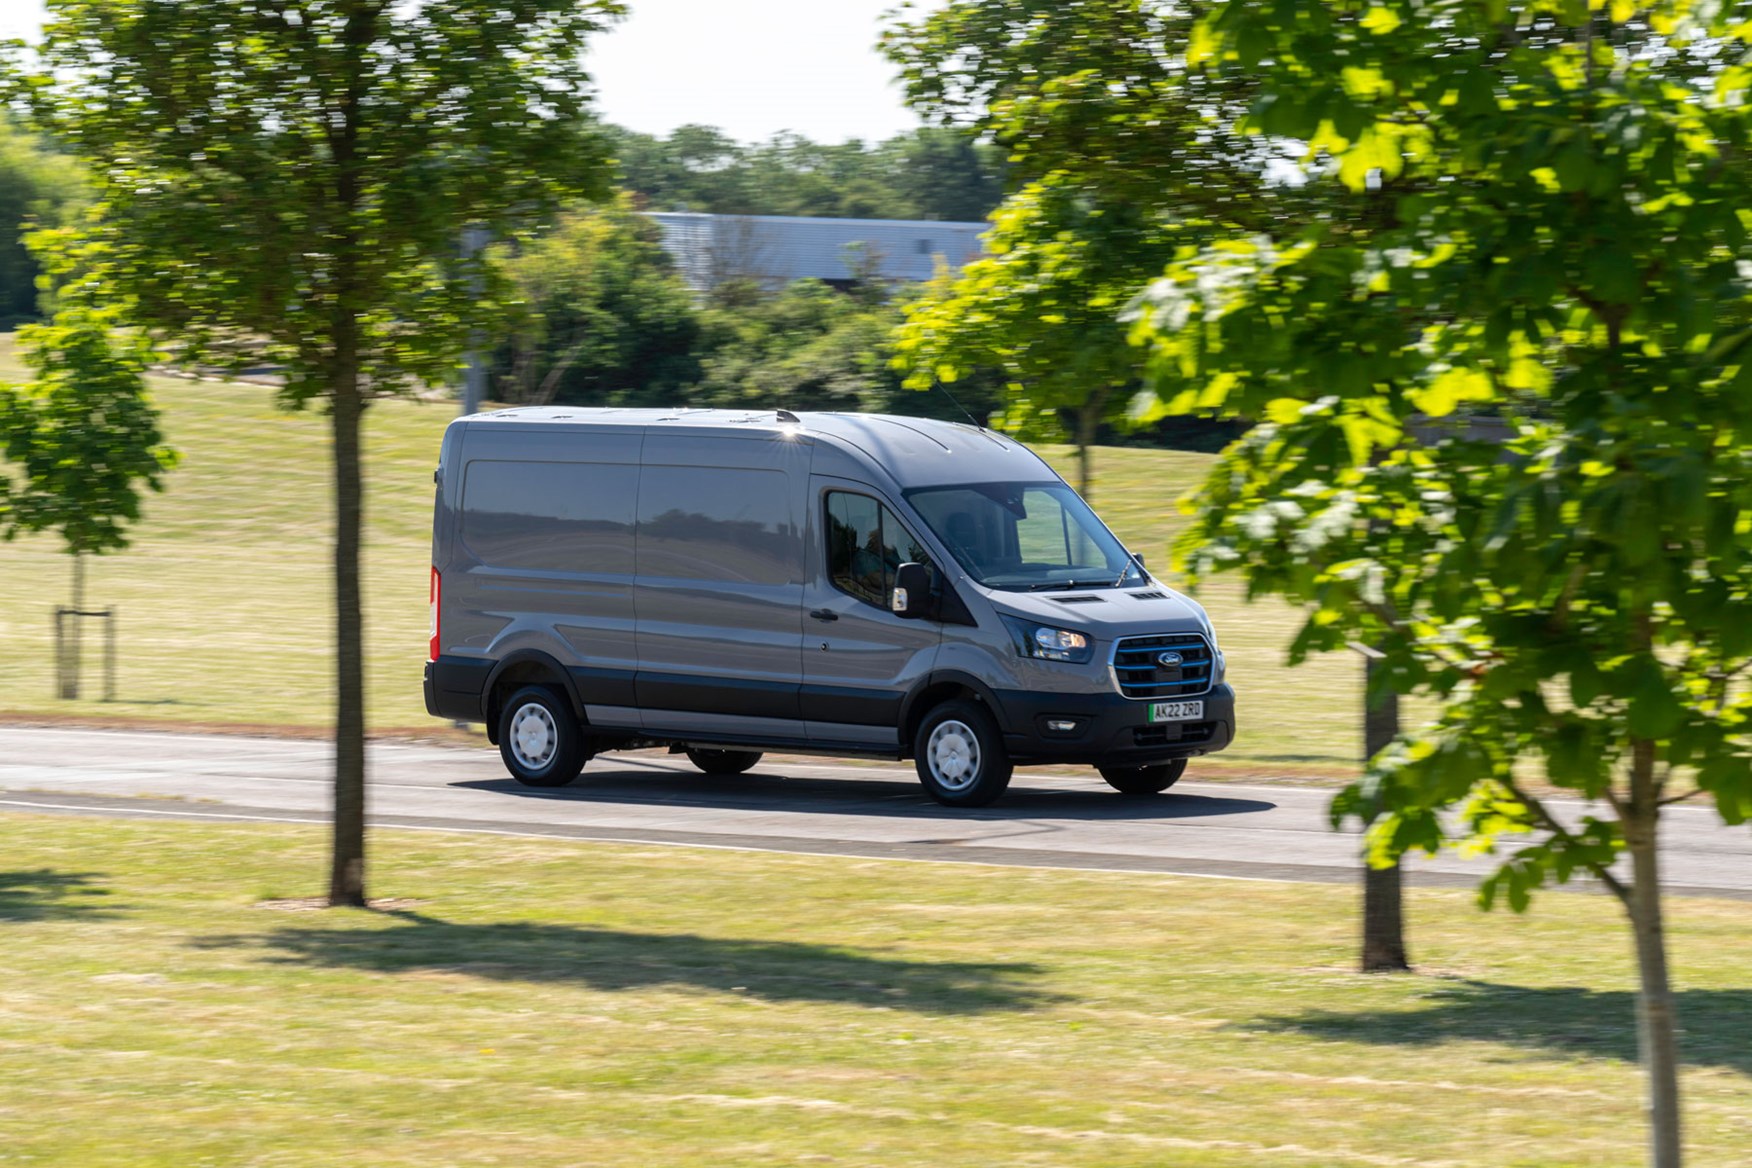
[[327, 347, 368, 908], [1074, 390, 1109, 501], [326, 0, 372, 910], [1626, 738, 1681, 1167], [1075, 412, 1094, 499], [1361, 654, 1409, 972]]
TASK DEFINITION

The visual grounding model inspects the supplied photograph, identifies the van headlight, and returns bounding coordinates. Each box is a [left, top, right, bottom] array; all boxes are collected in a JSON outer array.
[[1000, 616, 1094, 664]]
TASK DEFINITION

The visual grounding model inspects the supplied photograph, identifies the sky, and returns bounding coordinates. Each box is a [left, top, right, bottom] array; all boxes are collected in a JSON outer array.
[[0, 0, 936, 145]]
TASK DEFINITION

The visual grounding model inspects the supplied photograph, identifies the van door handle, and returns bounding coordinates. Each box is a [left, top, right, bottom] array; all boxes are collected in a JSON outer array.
[[809, 608, 839, 622]]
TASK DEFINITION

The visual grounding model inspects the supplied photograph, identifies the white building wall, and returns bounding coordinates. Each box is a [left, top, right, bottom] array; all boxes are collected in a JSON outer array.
[[646, 212, 987, 291]]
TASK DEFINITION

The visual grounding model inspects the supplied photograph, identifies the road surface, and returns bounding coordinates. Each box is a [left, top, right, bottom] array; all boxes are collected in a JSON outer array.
[[2, 727, 1748, 898]]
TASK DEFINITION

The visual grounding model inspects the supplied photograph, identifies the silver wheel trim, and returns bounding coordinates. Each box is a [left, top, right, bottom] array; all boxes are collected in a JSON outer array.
[[926, 719, 982, 792], [509, 701, 560, 772]]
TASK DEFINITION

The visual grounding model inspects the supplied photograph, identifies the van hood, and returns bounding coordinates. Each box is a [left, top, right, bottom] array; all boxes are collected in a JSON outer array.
[[983, 584, 1216, 642]]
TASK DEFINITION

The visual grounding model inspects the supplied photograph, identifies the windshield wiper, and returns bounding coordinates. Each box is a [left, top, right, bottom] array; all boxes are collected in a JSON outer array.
[[1024, 579, 1109, 592]]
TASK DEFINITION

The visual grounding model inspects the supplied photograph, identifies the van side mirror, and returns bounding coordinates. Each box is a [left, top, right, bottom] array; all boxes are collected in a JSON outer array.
[[891, 562, 931, 619]]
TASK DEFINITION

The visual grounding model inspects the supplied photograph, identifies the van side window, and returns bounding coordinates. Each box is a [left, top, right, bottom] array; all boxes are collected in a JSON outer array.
[[460, 459, 636, 574], [826, 492, 933, 610], [826, 490, 939, 612]]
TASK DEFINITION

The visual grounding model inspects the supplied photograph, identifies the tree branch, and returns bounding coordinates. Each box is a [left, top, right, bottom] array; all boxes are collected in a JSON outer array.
[[1547, 561, 1587, 634], [1500, 775, 1631, 906]]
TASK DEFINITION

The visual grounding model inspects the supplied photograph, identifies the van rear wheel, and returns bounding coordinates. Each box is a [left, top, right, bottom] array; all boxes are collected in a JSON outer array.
[[1099, 759, 1186, 795], [498, 685, 587, 788], [913, 700, 1012, 807], [685, 749, 762, 775]]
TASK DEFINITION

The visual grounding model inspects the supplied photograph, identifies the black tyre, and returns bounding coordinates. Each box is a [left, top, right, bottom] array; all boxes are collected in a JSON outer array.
[[1098, 758, 1187, 796], [913, 699, 1013, 807], [497, 684, 588, 787], [685, 748, 762, 776]]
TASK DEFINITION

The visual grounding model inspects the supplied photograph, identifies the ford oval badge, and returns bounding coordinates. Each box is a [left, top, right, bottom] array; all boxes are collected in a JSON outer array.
[[1157, 651, 1184, 668]]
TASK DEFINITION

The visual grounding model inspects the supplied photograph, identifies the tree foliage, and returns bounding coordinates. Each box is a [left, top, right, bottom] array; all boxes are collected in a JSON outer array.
[[607, 124, 1005, 222], [1128, 2, 1752, 1161], [23, 0, 623, 401], [894, 176, 1176, 495], [493, 196, 702, 406], [0, 115, 85, 325], [486, 201, 1005, 421], [882, 0, 1283, 494], [18, 0, 624, 906], [0, 300, 175, 556], [689, 279, 1001, 418]]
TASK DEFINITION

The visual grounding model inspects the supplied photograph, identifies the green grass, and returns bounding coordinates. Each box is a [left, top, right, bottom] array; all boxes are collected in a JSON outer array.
[[0, 330, 1360, 770], [3, 813, 1751, 1166]]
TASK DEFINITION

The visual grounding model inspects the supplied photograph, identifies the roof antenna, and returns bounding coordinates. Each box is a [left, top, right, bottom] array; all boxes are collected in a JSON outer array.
[[933, 382, 984, 430], [775, 409, 801, 424]]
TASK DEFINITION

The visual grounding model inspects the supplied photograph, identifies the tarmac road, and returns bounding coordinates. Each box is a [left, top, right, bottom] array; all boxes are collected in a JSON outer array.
[[2, 726, 1748, 898]]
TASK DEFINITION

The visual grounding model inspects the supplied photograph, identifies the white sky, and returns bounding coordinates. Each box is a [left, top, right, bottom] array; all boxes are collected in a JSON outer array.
[[0, 0, 935, 144]]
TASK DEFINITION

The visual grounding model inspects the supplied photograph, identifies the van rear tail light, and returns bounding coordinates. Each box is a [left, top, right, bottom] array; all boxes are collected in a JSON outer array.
[[429, 567, 441, 662]]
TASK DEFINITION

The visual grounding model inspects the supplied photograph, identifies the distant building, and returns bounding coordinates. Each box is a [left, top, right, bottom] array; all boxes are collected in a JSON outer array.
[[645, 212, 987, 293]]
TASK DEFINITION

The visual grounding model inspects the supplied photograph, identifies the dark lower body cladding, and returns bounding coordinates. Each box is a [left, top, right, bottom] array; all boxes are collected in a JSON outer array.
[[989, 684, 1236, 767], [425, 657, 492, 722], [428, 656, 1235, 769]]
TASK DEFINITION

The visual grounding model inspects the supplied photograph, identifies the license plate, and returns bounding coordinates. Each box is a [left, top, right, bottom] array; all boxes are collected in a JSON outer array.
[[1148, 701, 1204, 723]]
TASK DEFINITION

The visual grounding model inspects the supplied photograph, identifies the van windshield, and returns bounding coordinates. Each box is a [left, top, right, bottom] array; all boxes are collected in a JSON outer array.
[[906, 482, 1143, 591]]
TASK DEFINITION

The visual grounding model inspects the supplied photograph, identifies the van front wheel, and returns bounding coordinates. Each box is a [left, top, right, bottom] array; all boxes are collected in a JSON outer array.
[[913, 700, 1012, 807], [1099, 759, 1186, 795], [498, 685, 587, 788], [685, 749, 762, 775]]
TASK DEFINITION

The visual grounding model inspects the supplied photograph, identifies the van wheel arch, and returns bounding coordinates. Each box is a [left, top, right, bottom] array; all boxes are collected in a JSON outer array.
[[484, 651, 583, 745], [901, 674, 1006, 759]]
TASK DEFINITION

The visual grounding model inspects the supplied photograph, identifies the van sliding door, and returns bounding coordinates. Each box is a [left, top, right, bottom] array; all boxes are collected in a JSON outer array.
[[632, 432, 811, 741]]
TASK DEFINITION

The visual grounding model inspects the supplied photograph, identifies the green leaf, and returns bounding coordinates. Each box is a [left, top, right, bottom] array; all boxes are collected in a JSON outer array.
[[1626, 663, 1685, 739], [1696, 757, 1752, 825], [1360, 7, 1402, 34]]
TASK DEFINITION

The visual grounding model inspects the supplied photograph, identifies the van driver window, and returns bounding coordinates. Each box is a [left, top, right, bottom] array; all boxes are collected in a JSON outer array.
[[826, 492, 933, 609]]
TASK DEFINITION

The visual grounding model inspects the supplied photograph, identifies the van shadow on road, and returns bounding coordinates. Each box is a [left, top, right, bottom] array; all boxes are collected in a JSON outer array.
[[1243, 979, 1752, 1075], [453, 763, 1275, 821], [191, 909, 1060, 1014]]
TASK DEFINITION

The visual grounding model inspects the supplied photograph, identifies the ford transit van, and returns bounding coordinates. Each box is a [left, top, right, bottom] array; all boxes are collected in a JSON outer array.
[[424, 408, 1235, 806]]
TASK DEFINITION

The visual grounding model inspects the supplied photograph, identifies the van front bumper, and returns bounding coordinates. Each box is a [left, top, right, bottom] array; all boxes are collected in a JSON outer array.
[[989, 683, 1236, 767]]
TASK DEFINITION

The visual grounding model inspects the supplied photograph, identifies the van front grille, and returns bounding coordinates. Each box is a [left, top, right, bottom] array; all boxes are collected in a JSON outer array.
[[1111, 633, 1215, 700]]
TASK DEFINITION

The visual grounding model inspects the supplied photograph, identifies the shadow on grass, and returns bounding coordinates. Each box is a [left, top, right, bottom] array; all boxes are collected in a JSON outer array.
[[1245, 979, 1752, 1074], [0, 870, 121, 921], [192, 909, 1060, 1014]]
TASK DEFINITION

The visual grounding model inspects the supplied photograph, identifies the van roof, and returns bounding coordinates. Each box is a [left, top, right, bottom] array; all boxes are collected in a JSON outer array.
[[457, 407, 1056, 490]]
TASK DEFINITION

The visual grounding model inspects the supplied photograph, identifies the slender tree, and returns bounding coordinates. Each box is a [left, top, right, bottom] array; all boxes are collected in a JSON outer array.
[[19, 0, 623, 906], [892, 176, 1171, 500], [0, 298, 177, 693], [1132, 3, 1752, 1161], [882, 0, 1285, 492]]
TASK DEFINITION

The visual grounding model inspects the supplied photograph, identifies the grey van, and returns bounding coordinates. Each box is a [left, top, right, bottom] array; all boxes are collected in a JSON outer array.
[[424, 408, 1235, 806]]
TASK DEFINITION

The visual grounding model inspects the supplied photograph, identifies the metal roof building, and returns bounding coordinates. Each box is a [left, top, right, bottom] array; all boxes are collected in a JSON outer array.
[[645, 212, 987, 293]]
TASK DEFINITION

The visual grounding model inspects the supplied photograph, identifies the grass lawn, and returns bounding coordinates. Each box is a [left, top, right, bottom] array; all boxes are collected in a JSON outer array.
[[0, 330, 1362, 771], [2, 813, 1750, 1166]]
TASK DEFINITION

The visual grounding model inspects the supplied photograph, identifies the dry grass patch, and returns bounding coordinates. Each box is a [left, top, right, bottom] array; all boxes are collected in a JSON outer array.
[[1, 813, 1750, 1166]]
